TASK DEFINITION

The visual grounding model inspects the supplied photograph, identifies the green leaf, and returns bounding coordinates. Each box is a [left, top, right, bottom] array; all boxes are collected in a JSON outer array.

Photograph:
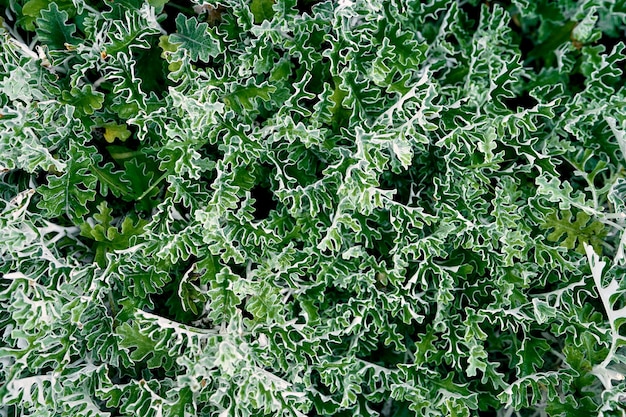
[[516, 337, 551, 376], [526, 21, 577, 62], [4, 2, 626, 416], [178, 271, 208, 315], [149, 0, 169, 9], [61, 84, 105, 115], [250, 0, 275, 24], [37, 150, 98, 219], [116, 322, 166, 367], [542, 209, 607, 254], [162, 387, 194, 417], [35, 2, 79, 50], [106, 54, 148, 114], [89, 156, 134, 199], [21, 0, 74, 30], [500, 372, 575, 410], [103, 6, 160, 56], [545, 394, 599, 417], [224, 81, 277, 113], [605, 116, 626, 165], [119, 158, 160, 204], [22, 0, 51, 18], [80, 201, 146, 266], [170, 15, 223, 63], [206, 267, 244, 324], [466, 342, 488, 377]]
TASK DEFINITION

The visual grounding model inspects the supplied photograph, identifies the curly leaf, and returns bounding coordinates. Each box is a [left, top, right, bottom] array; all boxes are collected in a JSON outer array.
[[541, 209, 607, 254], [61, 85, 105, 115], [37, 159, 98, 220], [103, 122, 132, 143], [170, 15, 223, 63], [35, 2, 79, 50]]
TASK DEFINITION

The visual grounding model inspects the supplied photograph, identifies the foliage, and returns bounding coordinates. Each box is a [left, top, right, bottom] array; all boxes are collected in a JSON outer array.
[[1, 0, 626, 416]]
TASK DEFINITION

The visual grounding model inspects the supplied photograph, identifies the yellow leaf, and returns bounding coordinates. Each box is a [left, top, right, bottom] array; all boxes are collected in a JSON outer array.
[[103, 123, 131, 143]]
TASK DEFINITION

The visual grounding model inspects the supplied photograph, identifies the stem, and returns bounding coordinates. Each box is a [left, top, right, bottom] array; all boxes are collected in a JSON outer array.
[[136, 171, 169, 200], [2, 23, 66, 73], [81, 4, 102, 19], [615, 229, 626, 265], [1, 17, 29, 50], [6, 36, 38, 60], [601, 219, 625, 231]]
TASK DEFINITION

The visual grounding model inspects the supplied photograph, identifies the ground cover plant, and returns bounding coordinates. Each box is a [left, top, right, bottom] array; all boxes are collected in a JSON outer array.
[[1, 0, 626, 415]]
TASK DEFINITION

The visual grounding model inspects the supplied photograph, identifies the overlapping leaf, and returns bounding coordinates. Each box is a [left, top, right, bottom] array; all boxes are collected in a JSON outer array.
[[2, 1, 626, 416]]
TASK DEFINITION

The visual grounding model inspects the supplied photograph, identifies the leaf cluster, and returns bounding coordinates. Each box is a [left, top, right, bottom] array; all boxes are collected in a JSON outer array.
[[1, 0, 626, 416]]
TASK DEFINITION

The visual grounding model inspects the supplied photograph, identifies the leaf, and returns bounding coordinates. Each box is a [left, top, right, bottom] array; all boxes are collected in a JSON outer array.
[[499, 372, 574, 410], [542, 209, 607, 254], [116, 322, 171, 368], [21, 0, 74, 30], [390, 137, 413, 170], [608, 177, 626, 213], [571, 9, 599, 43], [89, 156, 134, 199], [245, 281, 282, 324], [605, 116, 626, 165], [205, 267, 244, 324], [61, 84, 105, 115], [224, 81, 277, 113], [22, 0, 51, 19], [37, 148, 98, 219], [526, 21, 577, 62], [162, 387, 194, 417], [177, 268, 208, 315], [5, 1, 626, 416], [103, 122, 132, 143], [466, 342, 488, 377], [103, 6, 161, 56], [111, 257, 171, 301], [149, 0, 169, 8], [119, 158, 159, 203], [250, 0, 275, 24], [35, 2, 79, 50], [80, 201, 146, 266], [545, 394, 599, 417], [585, 244, 626, 379], [105, 53, 148, 115], [516, 337, 551, 376], [170, 15, 223, 63]]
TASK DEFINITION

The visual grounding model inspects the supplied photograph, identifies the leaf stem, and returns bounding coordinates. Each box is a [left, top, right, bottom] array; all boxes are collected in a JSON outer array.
[[136, 171, 169, 201]]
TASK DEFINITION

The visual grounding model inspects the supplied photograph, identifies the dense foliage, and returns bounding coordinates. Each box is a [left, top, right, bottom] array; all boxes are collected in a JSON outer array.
[[1, 0, 626, 415]]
